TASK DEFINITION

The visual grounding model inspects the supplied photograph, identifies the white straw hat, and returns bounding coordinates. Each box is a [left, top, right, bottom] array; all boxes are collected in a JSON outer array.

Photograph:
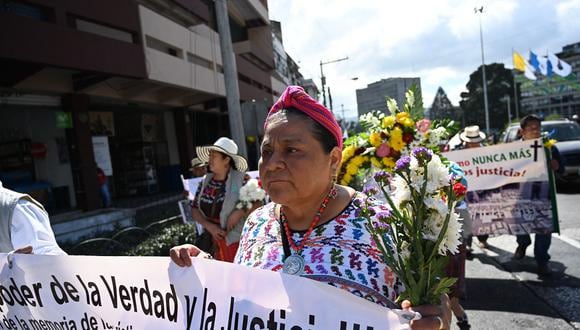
[[189, 157, 207, 171], [459, 125, 486, 143], [196, 137, 248, 172]]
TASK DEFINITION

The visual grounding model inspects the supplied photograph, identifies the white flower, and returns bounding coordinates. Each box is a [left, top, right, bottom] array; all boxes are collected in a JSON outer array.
[[387, 98, 399, 114], [391, 176, 411, 206], [405, 89, 415, 108], [437, 211, 462, 255], [428, 127, 448, 146], [424, 196, 449, 217], [426, 155, 450, 192], [237, 179, 266, 210], [360, 113, 381, 129]]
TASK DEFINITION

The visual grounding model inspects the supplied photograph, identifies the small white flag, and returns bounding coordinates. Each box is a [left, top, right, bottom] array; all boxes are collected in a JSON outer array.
[[548, 52, 572, 77]]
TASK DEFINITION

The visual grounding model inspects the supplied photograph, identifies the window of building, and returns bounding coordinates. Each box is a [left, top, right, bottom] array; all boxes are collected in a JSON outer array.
[[187, 52, 213, 69], [73, 17, 135, 43], [0, 1, 53, 22], [229, 16, 247, 42], [145, 35, 183, 59]]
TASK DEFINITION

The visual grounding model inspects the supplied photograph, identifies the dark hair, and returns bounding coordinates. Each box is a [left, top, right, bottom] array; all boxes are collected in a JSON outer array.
[[266, 107, 337, 153], [216, 151, 236, 170], [520, 114, 541, 129]]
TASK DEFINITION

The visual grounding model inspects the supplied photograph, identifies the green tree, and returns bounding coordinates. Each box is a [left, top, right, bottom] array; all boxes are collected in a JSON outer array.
[[459, 63, 515, 132]]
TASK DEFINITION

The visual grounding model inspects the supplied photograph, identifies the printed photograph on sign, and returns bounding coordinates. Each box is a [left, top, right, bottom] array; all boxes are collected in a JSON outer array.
[[467, 181, 553, 236]]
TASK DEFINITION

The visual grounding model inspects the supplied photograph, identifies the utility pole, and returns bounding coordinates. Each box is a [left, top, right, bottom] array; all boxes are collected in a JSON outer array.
[[320, 57, 349, 108], [328, 86, 333, 112], [215, 0, 246, 157], [476, 6, 490, 136]]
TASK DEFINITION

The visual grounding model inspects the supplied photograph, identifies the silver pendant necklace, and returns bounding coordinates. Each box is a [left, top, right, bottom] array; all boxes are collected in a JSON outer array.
[[282, 253, 305, 275], [280, 185, 337, 276]]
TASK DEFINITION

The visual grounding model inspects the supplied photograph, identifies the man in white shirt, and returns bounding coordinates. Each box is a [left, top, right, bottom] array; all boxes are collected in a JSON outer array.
[[0, 180, 66, 255]]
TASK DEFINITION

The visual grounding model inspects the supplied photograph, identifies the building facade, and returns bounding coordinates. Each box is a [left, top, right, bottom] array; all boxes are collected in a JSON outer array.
[[0, 0, 286, 216], [519, 42, 580, 119], [356, 77, 421, 116]]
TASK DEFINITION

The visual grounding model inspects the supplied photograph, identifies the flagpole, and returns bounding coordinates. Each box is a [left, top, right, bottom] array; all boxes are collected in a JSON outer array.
[[476, 7, 490, 136], [511, 48, 520, 120]]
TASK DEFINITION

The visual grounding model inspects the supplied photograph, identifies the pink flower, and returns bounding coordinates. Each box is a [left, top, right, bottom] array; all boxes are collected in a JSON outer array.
[[376, 143, 392, 157], [416, 119, 431, 133]]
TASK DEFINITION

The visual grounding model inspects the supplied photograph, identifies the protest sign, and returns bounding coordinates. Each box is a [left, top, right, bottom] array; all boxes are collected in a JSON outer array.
[[0, 254, 406, 329], [445, 139, 557, 236]]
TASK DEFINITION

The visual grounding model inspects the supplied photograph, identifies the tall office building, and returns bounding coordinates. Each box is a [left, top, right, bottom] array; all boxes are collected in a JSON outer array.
[[356, 77, 421, 116]]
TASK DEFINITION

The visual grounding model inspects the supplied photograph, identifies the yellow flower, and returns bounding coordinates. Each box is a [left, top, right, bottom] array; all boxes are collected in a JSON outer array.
[[371, 157, 383, 169], [544, 139, 557, 149], [382, 116, 396, 129], [396, 112, 410, 123], [401, 117, 415, 128], [369, 132, 382, 147], [342, 146, 356, 162], [389, 127, 405, 151], [351, 155, 365, 166], [341, 173, 353, 185], [346, 163, 359, 175], [382, 157, 395, 168]]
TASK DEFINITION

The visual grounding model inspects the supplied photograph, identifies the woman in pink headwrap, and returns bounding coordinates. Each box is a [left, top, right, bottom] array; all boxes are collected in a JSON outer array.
[[171, 86, 450, 330]]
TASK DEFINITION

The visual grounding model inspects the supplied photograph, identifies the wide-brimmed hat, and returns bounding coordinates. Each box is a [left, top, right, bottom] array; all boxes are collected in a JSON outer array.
[[196, 137, 248, 172], [459, 125, 486, 143], [189, 157, 207, 171]]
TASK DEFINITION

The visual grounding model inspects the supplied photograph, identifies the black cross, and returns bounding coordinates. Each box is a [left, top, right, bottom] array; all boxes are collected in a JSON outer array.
[[530, 140, 541, 161]]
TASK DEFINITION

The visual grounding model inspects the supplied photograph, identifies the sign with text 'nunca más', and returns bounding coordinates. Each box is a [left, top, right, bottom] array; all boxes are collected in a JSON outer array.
[[0, 254, 407, 330], [445, 139, 558, 236]]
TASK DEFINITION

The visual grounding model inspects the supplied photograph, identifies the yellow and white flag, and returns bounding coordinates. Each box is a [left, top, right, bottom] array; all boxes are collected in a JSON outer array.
[[513, 51, 537, 80]]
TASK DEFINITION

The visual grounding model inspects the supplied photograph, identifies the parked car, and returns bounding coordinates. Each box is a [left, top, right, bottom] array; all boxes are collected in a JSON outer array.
[[500, 119, 580, 183]]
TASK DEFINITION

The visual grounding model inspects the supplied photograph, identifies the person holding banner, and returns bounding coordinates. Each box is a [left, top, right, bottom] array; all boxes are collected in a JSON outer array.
[[191, 137, 262, 262], [0, 180, 66, 255], [513, 115, 562, 276], [458, 125, 490, 251], [172, 86, 451, 330]]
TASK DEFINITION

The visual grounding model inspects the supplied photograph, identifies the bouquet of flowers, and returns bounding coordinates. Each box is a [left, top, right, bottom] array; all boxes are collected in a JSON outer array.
[[341, 85, 466, 305], [359, 147, 466, 305], [338, 85, 456, 187], [236, 178, 266, 210]]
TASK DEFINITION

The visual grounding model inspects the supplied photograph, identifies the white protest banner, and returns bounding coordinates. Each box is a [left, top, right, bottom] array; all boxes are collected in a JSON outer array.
[[444, 139, 548, 191], [0, 254, 407, 330], [444, 139, 557, 236]]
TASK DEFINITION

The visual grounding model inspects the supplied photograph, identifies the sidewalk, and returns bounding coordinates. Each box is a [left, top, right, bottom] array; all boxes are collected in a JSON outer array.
[[457, 238, 577, 329]]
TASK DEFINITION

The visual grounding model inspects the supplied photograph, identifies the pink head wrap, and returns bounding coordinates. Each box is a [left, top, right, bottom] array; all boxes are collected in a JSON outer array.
[[265, 86, 343, 150]]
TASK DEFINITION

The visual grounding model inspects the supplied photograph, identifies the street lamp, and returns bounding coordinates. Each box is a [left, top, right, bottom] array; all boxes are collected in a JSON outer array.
[[320, 57, 349, 110], [475, 6, 490, 135]]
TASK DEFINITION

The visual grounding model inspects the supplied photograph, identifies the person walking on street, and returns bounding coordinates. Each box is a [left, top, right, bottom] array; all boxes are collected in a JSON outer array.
[[458, 125, 489, 251], [513, 115, 563, 276]]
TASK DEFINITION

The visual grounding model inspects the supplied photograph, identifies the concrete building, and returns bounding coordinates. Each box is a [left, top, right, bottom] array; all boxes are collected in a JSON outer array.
[[301, 79, 320, 101], [356, 77, 421, 116], [519, 42, 580, 119], [0, 0, 277, 222]]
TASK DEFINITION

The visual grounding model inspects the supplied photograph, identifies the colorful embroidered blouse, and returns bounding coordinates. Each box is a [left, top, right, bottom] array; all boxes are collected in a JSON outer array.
[[234, 192, 402, 307], [192, 177, 226, 223]]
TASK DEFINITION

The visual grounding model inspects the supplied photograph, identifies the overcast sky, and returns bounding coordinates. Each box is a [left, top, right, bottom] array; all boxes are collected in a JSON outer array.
[[268, 0, 580, 120]]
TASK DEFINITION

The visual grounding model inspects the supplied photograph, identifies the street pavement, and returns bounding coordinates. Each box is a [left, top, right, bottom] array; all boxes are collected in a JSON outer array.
[[455, 185, 580, 329]]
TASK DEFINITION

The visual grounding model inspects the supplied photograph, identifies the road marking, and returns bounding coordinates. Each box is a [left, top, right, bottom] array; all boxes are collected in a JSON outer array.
[[554, 234, 580, 249]]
